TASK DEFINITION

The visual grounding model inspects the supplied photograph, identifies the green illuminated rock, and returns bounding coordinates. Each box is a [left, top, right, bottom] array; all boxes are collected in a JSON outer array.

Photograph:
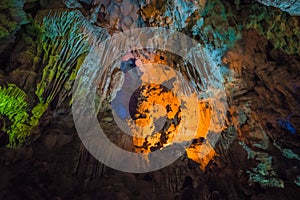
[[0, 84, 30, 147], [0, 10, 98, 147], [35, 11, 90, 104], [245, 3, 300, 55]]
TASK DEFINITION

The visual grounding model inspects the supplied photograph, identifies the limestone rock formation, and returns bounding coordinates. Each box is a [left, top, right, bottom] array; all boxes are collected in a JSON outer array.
[[256, 0, 300, 16], [0, 0, 28, 54], [0, 0, 299, 199]]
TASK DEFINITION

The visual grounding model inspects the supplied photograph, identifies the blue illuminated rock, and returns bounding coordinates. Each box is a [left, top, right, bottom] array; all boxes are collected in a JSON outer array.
[[256, 0, 300, 16]]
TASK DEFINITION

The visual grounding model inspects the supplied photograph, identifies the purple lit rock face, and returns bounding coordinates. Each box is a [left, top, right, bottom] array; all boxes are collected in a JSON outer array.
[[91, 0, 141, 31], [0, 0, 299, 199]]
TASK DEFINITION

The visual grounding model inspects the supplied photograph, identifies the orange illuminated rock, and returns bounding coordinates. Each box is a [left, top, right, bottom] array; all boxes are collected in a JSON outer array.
[[130, 83, 181, 153], [115, 52, 217, 169], [185, 101, 214, 170]]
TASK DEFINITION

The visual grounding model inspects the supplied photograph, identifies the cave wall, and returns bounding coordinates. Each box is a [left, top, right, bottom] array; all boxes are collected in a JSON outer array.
[[0, 0, 299, 199]]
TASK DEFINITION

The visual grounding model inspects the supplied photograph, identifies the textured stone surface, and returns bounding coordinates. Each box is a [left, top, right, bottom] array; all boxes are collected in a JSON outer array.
[[256, 0, 300, 16], [0, 0, 299, 199], [0, 0, 28, 54]]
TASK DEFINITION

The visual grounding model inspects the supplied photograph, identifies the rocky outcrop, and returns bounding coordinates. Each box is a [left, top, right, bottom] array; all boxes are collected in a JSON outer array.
[[0, 0, 28, 54], [256, 0, 300, 16], [243, 2, 300, 55], [222, 29, 300, 190]]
